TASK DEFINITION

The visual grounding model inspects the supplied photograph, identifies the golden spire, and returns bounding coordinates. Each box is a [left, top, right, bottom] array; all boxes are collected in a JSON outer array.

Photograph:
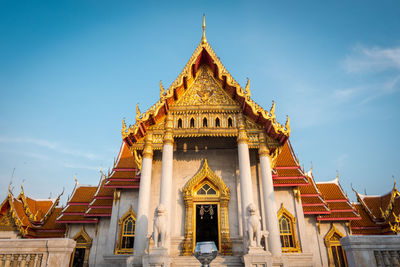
[[121, 118, 127, 137], [201, 14, 207, 45], [270, 101, 276, 120], [136, 103, 141, 122], [159, 80, 165, 98], [285, 115, 290, 132], [245, 78, 251, 97]]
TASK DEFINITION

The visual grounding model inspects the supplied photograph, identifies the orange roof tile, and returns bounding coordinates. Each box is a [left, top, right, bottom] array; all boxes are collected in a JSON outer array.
[[113, 142, 138, 170], [317, 180, 347, 201], [67, 186, 97, 204], [275, 141, 299, 168]]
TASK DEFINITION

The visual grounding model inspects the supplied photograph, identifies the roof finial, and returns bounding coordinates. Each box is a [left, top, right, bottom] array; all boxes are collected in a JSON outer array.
[[201, 14, 207, 45]]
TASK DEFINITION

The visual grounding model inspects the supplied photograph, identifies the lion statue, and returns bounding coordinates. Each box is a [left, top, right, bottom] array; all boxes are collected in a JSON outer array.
[[247, 203, 261, 247], [153, 204, 168, 248]]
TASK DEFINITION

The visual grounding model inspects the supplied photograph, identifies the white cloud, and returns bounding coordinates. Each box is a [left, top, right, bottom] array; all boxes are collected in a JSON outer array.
[[332, 87, 361, 101], [63, 163, 100, 171], [0, 136, 99, 160], [344, 45, 400, 73], [339, 45, 400, 104]]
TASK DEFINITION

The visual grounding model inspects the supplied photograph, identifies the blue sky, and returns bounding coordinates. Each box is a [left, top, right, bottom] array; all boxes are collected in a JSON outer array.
[[0, 1, 399, 204]]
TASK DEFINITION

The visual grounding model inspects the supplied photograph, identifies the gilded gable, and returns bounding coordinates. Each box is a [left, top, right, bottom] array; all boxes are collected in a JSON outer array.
[[174, 65, 239, 108]]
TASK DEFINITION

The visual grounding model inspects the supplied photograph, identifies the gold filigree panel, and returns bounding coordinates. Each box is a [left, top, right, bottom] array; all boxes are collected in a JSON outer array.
[[174, 65, 238, 107]]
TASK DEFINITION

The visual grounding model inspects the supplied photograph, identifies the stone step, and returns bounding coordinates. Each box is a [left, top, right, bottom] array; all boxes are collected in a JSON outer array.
[[172, 256, 244, 267]]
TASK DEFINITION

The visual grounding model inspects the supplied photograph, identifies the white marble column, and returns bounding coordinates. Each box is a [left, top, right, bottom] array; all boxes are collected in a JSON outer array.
[[258, 132, 282, 256], [159, 115, 174, 250], [237, 116, 254, 244], [133, 133, 153, 262]]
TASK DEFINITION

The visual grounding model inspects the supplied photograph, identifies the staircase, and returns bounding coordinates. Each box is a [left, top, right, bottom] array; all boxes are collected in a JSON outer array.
[[172, 255, 244, 267]]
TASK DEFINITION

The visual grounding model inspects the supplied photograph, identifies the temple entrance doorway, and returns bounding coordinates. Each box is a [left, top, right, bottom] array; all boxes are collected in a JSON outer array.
[[195, 204, 219, 249], [182, 160, 232, 255]]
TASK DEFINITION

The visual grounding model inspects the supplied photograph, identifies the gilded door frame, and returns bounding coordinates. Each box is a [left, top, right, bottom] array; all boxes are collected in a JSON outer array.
[[182, 159, 232, 255], [325, 224, 348, 267], [70, 226, 92, 267]]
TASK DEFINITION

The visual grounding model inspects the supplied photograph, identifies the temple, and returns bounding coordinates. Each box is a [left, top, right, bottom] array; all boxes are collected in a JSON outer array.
[[1, 17, 399, 267]]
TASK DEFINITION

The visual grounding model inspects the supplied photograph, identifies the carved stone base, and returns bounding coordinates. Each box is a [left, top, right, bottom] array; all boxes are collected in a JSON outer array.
[[143, 247, 171, 267], [243, 247, 272, 267]]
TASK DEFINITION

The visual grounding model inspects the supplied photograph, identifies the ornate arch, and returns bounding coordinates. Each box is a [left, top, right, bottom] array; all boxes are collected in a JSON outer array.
[[115, 206, 136, 254], [182, 159, 231, 255], [277, 204, 301, 253], [71, 226, 92, 267], [325, 224, 347, 267]]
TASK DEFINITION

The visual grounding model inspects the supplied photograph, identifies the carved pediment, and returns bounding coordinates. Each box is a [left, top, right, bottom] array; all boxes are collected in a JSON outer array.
[[174, 65, 239, 108], [0, 212, 15, 231]]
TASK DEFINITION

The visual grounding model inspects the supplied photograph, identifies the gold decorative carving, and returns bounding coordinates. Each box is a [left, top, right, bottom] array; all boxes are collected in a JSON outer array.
[[201, 14, 207, 45], [0, 213, 15, 231], [182, 159, 232, 255], [122, 118, 128, 138], [163, 115, 174, 145], [237, 115, 248, 144], [380, 184, 400, 220], [258, 132, 270, 157], [159, 80, 165, 99], [135, 104, 141, 123], [389, 212, 400, 233], [270, 145, 283, 169], [293, 187, 301, 204], [122, 25, 291, 141], [142, 133, 153, 159], [175, 65, 238, 107]]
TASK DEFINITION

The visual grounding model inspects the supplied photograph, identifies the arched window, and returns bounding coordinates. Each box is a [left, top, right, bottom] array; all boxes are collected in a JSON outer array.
[[177, 118, 183, 129], [215, 117, 220, 128], [325, 225, 348, 267], [195, 182, 217, 196], [71, 226, 92, 267], [190, 118, 195, 128], [277, 204, 300, 252], [203, 117, 208, 127], [115, 207, 136, 254], [227, 117, 233, 128]]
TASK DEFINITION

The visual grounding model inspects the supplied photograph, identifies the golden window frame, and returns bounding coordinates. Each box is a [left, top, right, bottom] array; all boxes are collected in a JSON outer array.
[[277, 204, 301, 253], [325, 224, 348, 267], [115, 206, 136, 254], [182, 159, 232, 256], [70, 226, 92, 267]]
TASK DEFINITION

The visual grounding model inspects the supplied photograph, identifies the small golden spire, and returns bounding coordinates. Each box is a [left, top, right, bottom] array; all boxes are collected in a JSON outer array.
[[245, 78, 251, 97], [121, 118, 127, 136], [201, 14, 207, 45], [159, 80, 165, 98], [136, 103, 141, 122], [285, 115, 290, 132], [270, 101, 276, 120]]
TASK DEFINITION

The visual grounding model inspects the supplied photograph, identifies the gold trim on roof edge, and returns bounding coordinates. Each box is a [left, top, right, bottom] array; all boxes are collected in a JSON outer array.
[[121, 23, 291, 141]]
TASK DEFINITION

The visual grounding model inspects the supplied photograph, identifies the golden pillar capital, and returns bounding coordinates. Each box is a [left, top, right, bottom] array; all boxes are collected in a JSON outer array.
[[258, 132, 271, 157], [237, 115, 248, 144], [143, 132, 153, 158], [163, 115, 174, 145]]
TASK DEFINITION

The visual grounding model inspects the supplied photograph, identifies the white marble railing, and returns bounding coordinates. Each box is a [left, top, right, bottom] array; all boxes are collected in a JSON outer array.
[[341, 235, 400, 267], [374, 250, 400, 267], [0, 238, 75, 267]]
